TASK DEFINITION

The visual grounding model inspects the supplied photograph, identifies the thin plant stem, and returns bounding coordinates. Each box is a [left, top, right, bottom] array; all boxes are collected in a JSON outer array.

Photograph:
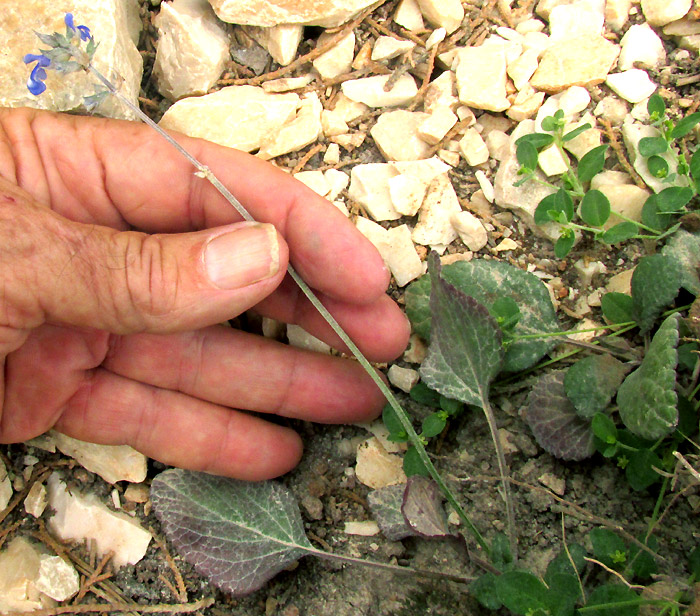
[[88, 64, 493, 556]]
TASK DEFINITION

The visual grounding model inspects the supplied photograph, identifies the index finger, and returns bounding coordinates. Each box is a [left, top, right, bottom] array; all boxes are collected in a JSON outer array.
[[3, 109, 390, 304]]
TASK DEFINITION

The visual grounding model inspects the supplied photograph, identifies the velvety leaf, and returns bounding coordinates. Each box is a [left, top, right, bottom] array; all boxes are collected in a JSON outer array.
[[406, 259, 560, 373], [580, 189, 611, 227], [367, 484, 415, 541], [419, 254, 503, 407], [661, 230, 700, 295], [495, 570, 549, 615], [671, 111, 700, 139], [401, 475, 451, 538], [525, 371, 595, 460], [150, 470, 313, 596], [564, 355, 628, 418], [630, 254, 681, 333], [601, 292, 635, 324], [577, 145, 608, 183], [585, 584, 639, 616], [617, 313, 679, 440], [590, 528, 627, 569]]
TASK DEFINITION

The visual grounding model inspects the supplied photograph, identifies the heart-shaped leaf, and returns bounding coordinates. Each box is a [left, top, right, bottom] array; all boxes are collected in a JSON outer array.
[[401, 476, 451, 538], [617, 313, 679, 440], [151, 469, 314, 596]]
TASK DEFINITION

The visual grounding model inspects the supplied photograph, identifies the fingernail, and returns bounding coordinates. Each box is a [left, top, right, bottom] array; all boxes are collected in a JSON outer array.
[[204, 223, 279, 289]]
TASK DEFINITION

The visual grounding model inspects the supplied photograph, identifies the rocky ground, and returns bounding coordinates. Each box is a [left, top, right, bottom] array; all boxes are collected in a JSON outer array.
[[1, 0, 700, 614]]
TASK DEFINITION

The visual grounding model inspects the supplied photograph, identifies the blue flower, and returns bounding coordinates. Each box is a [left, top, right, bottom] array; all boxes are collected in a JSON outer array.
[[23, 53, 51, 95], [65, 13, 92, 41]]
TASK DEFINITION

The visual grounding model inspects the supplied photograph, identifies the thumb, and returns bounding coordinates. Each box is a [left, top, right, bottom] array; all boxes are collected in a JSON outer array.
[[3, 197, 288, 335]]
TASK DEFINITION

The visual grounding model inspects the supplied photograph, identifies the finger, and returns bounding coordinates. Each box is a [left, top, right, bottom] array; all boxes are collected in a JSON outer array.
[[0, 178, 288, 334], [102, 327, 387, 423], [55, 369, 304, 480], [0, 109, 390, 305]]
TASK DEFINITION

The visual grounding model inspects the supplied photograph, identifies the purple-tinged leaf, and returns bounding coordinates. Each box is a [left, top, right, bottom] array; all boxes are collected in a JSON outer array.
[[401, 476, 451, 539], [524, 371, 595, 461], [367, 484, 416, 541], [151, 469, 314, 596]]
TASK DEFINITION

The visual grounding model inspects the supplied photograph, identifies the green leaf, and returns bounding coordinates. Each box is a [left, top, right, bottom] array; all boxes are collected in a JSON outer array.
[[585, 584, 640, 616], [647, 94, 666, 119], [628, 535, 658, 580], [580, 189, 611, 227], [516, 133, 555, 149], [409, 381, 441, 407], [638, 136, 668, 157], [661, 230, 700, 295], [405, 259, 560, 373], [470, 573, 502, 610], [494, 570, 549, 615], [545, 544, 588, 586], [647, 154, 669, 178], [383, 404, 408, 441], [626, 449, 663, 491], [491, 532, 514, 571], [630, 254, 682, 333], [541, 115, 559, 132], [535, 192, 562, 225], [517, 140, 539, 171], [525, 371, 595, 461], [642, 194, 671, 231], [590, 528, 627, 570], [555, 232, 576, 258], [654, 186, 694, 212], [150, 470, 314, 596], [617, 313, 680, 440], [671, 111, 700, 139], [599, 222, 639, 244], [690, 149, 700, 187], [578, 145, 608, 183], [545, 573, 580, 616], [490, 296, 521, 333], [439, 395, 464, 416], [419, 254, 503, 408], [591, 412, 618, 444], [562, 123, 592, 142], [421, 412, 446, 438], [601, 292, 635, 324], [689, 546, 700, 579], [403, 445, 430, 477], [564, 355, 628, 418]]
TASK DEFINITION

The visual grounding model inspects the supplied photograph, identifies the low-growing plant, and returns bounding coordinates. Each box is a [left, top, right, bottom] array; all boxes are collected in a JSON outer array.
[[515, 97, 700, 257]]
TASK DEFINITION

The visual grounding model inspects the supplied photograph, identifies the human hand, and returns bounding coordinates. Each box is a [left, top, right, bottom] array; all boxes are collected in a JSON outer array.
[[0, 108, 410, 480]]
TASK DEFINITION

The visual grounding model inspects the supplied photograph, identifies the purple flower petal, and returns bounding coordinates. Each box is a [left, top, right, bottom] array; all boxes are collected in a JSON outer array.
[[27, 74, 47, 95], [23, 53, 50, 66], [65, 13, 76, 31], [77, 25, 92, 41]]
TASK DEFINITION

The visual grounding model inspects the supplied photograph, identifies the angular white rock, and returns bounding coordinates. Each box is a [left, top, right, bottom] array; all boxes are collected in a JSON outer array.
[[640, 0, 692, 26], [244, 24, 303, 66], [475, 170, 495, 203], [485, 130, 511, 161], [459, 128, 490, 166], [387, 365, 420, 393], [418, 107, 458, 145], [606, 0, 633, 30], [563, 116, 602, 159], [598, 184, 651, 229], [0, 459, 11, 511], [342, 74, 418, 108], [52, 432, 147, 484], [538, 143, 570, 176], [426, 27, 447, 49], [371, 110, 432, 161], [389, 174, 428, 216], [0, 1, 142, 119], [0, 537, 47, 613], [416, 0, 464, 33], [507, 89, 546, 122], [424, 71, 459, 113], [508, 48, 540, 91], [262, 74, 314, 93], [394, 0, 425, 31], [372, 36, 415, 61], [154, 0, 230, 100], [390, 157, 452, 184], [313, 31, 355, 80], [549, 1, 604, 40], [325, 169, 350, 200], [35, 555, 79, 602], [412, 174, 461, 247], [619, 23, 666, 70], [324, 142, 341, 164], [24, 481, 48, 518], [344, 521, 380, 536], [605, 69, 657, 104], [355, 438, 406, 489], [46, 473, 152, 569], [159, 86, 299, 152], [293, 170, 329, 196], [287, 325, 331, 353], [451, 211, 488, 251], [454, 45, 510, 112], [208, 0, 383, 27], [258, 91, 323, 159], [348, 164, 400, 221], [594, 95, 629, 125]]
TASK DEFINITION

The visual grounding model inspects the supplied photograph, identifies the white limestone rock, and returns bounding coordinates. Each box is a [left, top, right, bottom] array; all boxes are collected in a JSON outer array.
[[418, 107, 458, 145], [426, 27, 447, 49], [344, 521, 380, 536], [52, 432, 147, 484], [355, 438, 406, 489], [539, 144, 570, 176], [324, 142, 341, 164], [24, 482, 48, 518], [262, 74, 313, 93], [549, 1, 604, 40], [605, 0, 632, 30], [619, 24, 666, 71], [0, 459, 11, 511], [605, 69, 657, 104], [507, 89, 546, 122], [563, 116, 602, 159], [35, 555, 79, 602], [0, 1, 142, 119], [394, 0, 425, 31], [372, 36, 416, 61], [598, 184, 650, 229], [454, 45, 510, 112], [389, 174, 428, 216], [348, 164, 400, 221], [387, 365, 420, 393], [416, 0, 464, 33], [160, 86, 299, 152], [640, 0, 692, 26], [371, 110, 432, 161], [208, 0, 383, 27], [485, 130, 511, 161], [451, 211, 488, 251], [287, 325, 331, 353], [0, 537, 50, 613], [154, 0, 230, 101], [424, 71, 459, 113], [293, 170, 329, 196], [258, 91, 323, 159], [594, 96, 629, 125], [459, 128, 490, 166], [475, 170, 495, 203], [324, 169, 350, 200], [412, 174, 461, 247], [664, 18, 700, 36], [390, 157, 452, 184], [573, 259, 607, 287], [313, 31, 355, 80], [46, 473, 152, 569], [508, 49, 540, 91], [342, 74, 418, 108], [244, 24, 303, 66]]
